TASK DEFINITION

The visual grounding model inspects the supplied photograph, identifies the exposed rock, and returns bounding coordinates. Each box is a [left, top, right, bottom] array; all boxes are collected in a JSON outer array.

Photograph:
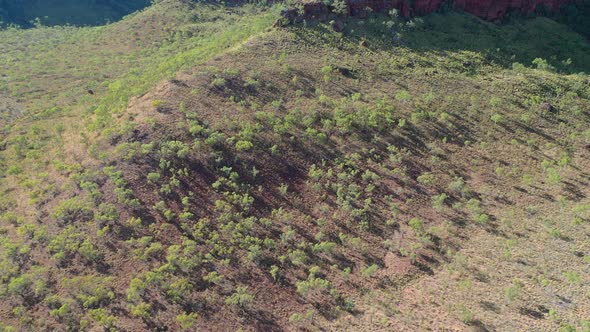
[[331, 19, 345, 32], [334, 66, 355, 77], [540, 102, 557, 113]]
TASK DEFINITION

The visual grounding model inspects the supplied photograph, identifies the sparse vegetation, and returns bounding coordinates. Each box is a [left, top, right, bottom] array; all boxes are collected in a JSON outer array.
[[0, 0, 588, 331]]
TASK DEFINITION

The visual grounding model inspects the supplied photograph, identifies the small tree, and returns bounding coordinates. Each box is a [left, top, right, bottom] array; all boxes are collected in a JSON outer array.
[[176, 312, 198, 331], [332, 0, 348, 15], [225, 286, 254, 310]]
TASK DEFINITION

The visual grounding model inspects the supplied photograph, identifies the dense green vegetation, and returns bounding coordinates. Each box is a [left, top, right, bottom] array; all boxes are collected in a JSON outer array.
[[0, 0, 589, 330], [555, 1, 590, 39], [0, 0, 151, 27]]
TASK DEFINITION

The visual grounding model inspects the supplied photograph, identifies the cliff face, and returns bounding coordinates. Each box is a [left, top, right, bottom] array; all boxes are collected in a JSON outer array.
[[288, 0, 574, 22]]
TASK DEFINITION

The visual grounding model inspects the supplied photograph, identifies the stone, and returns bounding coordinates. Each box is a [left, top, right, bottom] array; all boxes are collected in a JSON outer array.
[[331, 19, 345, 32], [540, 102, 557, 113]]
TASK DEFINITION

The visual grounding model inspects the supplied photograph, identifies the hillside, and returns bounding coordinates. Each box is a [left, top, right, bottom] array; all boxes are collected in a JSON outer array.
[[0, 0, 589, 331]]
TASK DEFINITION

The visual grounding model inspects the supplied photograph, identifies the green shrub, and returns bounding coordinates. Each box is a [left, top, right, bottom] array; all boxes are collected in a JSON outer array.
[[431, 193, 448, 210], [6, 166, 22, 175], [490, 113, 503, 124], [361, 264, 379, 278], [147, 172, 161, 183], [53, 198, 93, 224], [289, 249, 308, 266], [177, 312, 198, 330], [79, 239, 101, 263], [448, 176, 466, 193], [225, 286, 254, 309], [312, 241, 337, 254], [88, 308, 117, 329], [296, 277, 331, 297], [211, 77, 227, 88], [289, 313, 303, 324], [457, 304, 474, 324], [532, 58, 554, 71], [127, 277, 146, 302], [64, 275, 114, 308], [152, 100, 164, 108], [130, 302, 151, 319], [546, 168, 562, 184], [165, 277, 193, 303], [504, 280, 522, 303], [417, 172, 436, 185], [95, 203, 118, 229], [408, 217, 424, 234], [235, 140, 254, 152], [395, 90, 412, 102], [474, 213, 490, 224]]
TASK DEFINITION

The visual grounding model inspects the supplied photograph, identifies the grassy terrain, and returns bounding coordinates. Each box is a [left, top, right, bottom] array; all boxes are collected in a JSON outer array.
[[0, 1, 589, 331]]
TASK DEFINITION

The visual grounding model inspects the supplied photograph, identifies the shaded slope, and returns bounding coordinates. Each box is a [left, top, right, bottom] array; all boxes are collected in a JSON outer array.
[[0, 0, 151, 27]]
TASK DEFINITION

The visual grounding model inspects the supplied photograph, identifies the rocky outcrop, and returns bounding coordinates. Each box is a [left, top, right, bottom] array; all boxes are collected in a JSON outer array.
[[280, 0, 574, 23]]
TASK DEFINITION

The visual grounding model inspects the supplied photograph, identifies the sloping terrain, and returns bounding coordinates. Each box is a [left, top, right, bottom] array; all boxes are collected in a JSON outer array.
[[0, 1, 589, 331]]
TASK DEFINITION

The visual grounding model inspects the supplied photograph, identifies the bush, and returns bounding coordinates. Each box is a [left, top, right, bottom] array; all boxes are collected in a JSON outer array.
[[431, 193, 448, 210], [417, 172, 436, 185], [225, 286, 254, 309], [6, 166, 22, 175], [79, 239, 101, 263], [152, 100, 164, 108], [448, 176, 466, 193], [127, 277, 146, 302], [130, 302, 152, 319], [147, 172, 161, 183], [95, 203, 118, 229], [504, 280, 522, 303], [289, 249, 308, 266], [474, 213, 489, 224], [361, 264, 379, 278], [53, 198, 93, 224], [490, 113, 503, 124], [296, 277, 331, 297], [177, 312, 198, 330], [312, 241, 337, 254], [457, 305, 474, 324], [88, 308, 116, 329], [211, 77, 227, 88], [532, 58, 554, 71], [64, 275, 114, 308], [546, 168, 562, 184], [160, 140, 190, 159], [408, 217, 424, 234], [289, 313, 303, 324], [235, 140, 254, 152]]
